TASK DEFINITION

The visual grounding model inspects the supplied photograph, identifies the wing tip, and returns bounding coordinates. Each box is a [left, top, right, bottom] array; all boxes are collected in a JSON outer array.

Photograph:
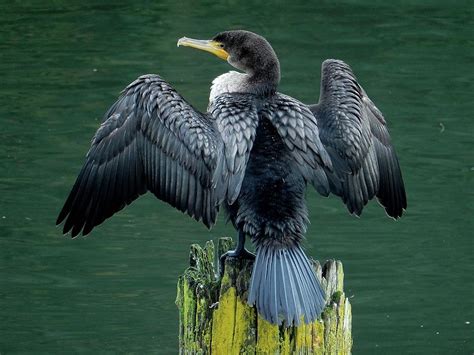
[[379, 192, 407, 220], [57, 210, 95, 238], [385, 210, 405, 220], [56, 215, 65, 227]]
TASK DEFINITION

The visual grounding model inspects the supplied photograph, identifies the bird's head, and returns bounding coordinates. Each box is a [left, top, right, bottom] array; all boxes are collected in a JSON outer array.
[[178, 30, 280, 94]]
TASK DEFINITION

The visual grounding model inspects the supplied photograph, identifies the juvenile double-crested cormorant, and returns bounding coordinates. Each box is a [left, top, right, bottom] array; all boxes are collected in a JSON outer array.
[[57, 30, 406, 326]]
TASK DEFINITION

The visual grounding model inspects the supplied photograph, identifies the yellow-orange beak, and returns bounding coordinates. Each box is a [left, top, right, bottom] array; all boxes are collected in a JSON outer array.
[[177, 37, 229, 61]]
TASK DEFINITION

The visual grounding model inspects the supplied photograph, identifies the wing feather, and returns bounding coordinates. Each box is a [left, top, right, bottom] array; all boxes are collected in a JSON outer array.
[[210, 93, 259, 204], [264, 94, 332, 196], [57, 75, 223, 236], [311, 59, 406, 218]]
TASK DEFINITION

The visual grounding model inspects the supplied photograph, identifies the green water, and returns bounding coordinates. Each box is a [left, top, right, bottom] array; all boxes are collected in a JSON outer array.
[[1, 0, 472, 353]]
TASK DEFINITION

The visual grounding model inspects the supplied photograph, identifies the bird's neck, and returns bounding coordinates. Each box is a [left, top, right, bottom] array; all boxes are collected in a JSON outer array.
[[247, 59, 280, 97], [209, 71, 247, 102], [209, 64, 280, 103]]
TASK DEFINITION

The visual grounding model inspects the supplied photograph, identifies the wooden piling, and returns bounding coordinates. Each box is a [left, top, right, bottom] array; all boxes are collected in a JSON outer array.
[[176, 237, 352, 354]]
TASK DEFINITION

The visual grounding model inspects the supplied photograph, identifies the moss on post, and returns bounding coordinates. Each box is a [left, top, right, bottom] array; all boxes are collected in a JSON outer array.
[[176, 238, 352, 354]]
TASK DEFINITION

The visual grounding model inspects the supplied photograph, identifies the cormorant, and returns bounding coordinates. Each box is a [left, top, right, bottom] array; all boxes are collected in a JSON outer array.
[[57, 30, 407, 326]]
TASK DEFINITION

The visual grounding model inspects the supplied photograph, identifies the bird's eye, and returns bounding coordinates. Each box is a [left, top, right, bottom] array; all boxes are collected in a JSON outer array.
[[218, 43, 225, 48]]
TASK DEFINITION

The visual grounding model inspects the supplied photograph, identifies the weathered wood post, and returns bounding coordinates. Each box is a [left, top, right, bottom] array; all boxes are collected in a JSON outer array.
[[176, 237, 352, 354]]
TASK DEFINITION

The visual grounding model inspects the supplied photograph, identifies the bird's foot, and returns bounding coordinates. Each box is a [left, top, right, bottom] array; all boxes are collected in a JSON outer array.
[[219, 248, 255, 278]]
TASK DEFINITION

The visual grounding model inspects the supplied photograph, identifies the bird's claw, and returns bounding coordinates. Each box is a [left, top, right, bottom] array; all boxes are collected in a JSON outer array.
[[218, 248, 255, 278]]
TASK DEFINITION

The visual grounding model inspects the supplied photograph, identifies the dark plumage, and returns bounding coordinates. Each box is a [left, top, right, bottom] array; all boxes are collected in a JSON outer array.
[[310, 59, 406, 218], [57, 30, 406, 326]]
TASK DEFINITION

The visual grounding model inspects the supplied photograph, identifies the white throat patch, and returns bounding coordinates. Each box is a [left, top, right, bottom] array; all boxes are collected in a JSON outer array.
[[209, 71, 249, 103]]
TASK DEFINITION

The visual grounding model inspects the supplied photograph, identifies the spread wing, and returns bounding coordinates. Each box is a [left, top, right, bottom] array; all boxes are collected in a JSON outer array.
[[264, 94, 333, 196], [57, 74, 223, 237], [310, 59, 406, 218], [209, 93, 259, 204]]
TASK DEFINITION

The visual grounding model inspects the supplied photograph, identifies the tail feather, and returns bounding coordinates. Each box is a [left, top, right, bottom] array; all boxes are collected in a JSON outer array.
[[290, 247, 319, 320], [248, 243, 325, 326]]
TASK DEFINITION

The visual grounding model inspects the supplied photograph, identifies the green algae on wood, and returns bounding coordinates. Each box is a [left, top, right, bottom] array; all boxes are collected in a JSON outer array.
[[176, 238, 352, 354]]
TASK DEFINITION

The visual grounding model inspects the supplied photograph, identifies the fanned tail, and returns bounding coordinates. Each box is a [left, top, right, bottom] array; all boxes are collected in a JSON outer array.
[[248, 243, 325, 326]]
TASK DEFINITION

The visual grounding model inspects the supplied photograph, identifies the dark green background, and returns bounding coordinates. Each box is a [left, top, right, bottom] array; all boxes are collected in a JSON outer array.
[[1, 0, 472, 353]]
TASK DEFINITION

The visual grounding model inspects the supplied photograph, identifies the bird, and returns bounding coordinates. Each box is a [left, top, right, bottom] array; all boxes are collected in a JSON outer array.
[[56, 30, 407, 326]]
